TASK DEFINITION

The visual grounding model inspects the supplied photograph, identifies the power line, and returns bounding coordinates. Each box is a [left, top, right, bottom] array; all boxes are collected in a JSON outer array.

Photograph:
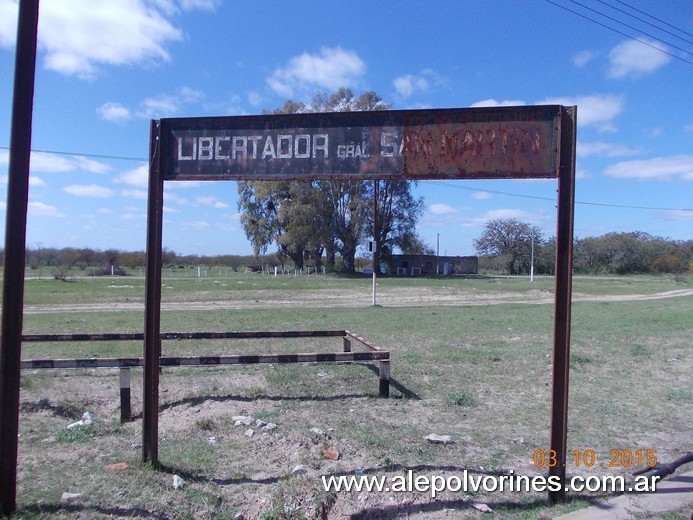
[[544, 0, 693, 66], [565, 0, 693, 57], [422, 180, 693, 212], [0, 145, 144, 162], [595, 0, 693, 46], [2, 146, 691, 213], [609, 0, 693, 40]]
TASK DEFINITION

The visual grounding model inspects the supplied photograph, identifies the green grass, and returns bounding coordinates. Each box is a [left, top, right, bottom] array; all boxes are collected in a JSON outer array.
[[9, 273, 693, 518]]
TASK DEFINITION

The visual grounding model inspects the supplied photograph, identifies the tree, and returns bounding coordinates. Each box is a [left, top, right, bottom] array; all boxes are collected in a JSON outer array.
[[367, 179, 424, 265], [474, 218, 544, 275], [237, 88, 426, 273]]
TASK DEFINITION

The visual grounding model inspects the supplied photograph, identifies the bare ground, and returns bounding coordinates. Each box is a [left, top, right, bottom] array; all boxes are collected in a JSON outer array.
[[22, 287, 693, 314], [15, 284, 693, 518]]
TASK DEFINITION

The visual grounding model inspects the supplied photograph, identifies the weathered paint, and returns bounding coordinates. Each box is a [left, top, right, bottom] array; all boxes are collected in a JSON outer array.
[[159, 106, 561, 181]]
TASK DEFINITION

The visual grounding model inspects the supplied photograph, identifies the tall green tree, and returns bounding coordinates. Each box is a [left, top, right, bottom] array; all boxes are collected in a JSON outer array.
[[474, 218, 543, 275], [237, 88, 426, 272], [367, 179, 424, 266]]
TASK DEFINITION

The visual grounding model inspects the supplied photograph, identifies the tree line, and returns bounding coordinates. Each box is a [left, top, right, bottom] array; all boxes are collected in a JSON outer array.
[[11, 246, 285, 279], [475, 218, 692, 275]]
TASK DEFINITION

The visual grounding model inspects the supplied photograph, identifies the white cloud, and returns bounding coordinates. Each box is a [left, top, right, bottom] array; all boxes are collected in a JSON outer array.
[[115, 165, 149, 188], [471, 99, 526, 108], [393, 74, 429, 98], [267, 47, 365, 98], [29, 151, 75, 172], [28, 201, 66, 217], [647, 127, 664, 139], [74, 156, 112, 174], [63, 184, 116, 197], [196, 196, 230, 209], [464, 208, 546, 228], [472, 191, 492, 200], [576, 167, 592, 180], [577, 141, 639, 158], [0, 174, 46, 187], [248, 91, 263, 107], [573, 50, 594, 68], [608, 38, 670, 79], [121, 211, 146, 220], [538, 94, 624, 132], [121, 189, 149, 200], [429, 203, 459, 215], [182, 220, 211, 230], [0, 0, 17, 47], [38, 0, 186, 79], [662, 209, 693, 220], [101, 87, 206, 122], [1, 2, 218, 78], [1, 149, 110, 174], [180, 0, 219, 10], [604, 155, 693, 181], [97, 102, 131, 123], [218, 212, 240, 230], [139, 94, 180, 119], [165, 192, 190, 205]]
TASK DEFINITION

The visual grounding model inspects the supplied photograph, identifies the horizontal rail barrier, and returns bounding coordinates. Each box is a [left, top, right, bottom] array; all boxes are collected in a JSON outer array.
[[20, 330, 391, 421], [20, 351, 389, 370], [21, 330, 348, 343]]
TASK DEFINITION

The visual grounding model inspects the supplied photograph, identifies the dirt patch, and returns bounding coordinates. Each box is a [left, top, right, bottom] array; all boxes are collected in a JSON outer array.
[[22, 287, 693, 314]]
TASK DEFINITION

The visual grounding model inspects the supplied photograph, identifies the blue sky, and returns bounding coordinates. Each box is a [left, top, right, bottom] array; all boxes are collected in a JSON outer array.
[[1, 0, 691, 257]]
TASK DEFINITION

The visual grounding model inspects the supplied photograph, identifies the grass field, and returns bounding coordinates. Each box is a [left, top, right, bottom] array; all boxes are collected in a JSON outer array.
[[8, 271, 693, 518]]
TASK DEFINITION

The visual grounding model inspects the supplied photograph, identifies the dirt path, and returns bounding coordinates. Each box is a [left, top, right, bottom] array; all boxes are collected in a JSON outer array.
[[22, 288, 693, 314]]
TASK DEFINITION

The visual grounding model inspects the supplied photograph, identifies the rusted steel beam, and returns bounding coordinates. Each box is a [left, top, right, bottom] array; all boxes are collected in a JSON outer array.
[[0, 1, 39, 515], [344, 330, 385, 352], [160, 106, 562, 181], [160, 330, 346, 340], [143, 120, 164, 468], [21, 330, 347, 342], [20, 351, 389, 370], [22, 333, 145, 342], [549, 106, 577, 504]]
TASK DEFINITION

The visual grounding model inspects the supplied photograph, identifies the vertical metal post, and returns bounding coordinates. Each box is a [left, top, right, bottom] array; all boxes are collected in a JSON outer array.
[[143, 120, 164, 467], [119, 368, 131, 423], [530, 232, 535, 282], [372, 180, 378, 306], [0, 1, 39, 514], [379, 359, 390, 398], [549, 106, 577, 503]]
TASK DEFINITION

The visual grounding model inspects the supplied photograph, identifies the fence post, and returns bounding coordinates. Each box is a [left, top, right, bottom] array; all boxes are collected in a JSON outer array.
[[379, 359, 390, 398], [119, 368, 131, 423]]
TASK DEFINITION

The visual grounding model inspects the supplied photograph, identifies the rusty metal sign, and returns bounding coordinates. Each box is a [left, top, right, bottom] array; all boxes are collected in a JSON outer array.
[[158, 105, 562, 181]]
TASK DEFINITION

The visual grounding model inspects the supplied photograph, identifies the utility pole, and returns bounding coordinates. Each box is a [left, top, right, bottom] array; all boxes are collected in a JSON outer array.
[[530, 231, 535, 282], [372, 180, 378, 306], [1, 0, 40, 514]]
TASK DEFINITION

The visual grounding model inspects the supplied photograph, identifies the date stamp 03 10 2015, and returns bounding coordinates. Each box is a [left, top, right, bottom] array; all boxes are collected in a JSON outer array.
[[533, 448, 658, 469]]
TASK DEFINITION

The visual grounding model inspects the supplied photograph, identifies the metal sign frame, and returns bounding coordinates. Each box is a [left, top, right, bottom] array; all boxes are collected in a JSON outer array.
[[158, 105, 561, 181], [0, 103, 574, 513], [144, 105, 576, 503]]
